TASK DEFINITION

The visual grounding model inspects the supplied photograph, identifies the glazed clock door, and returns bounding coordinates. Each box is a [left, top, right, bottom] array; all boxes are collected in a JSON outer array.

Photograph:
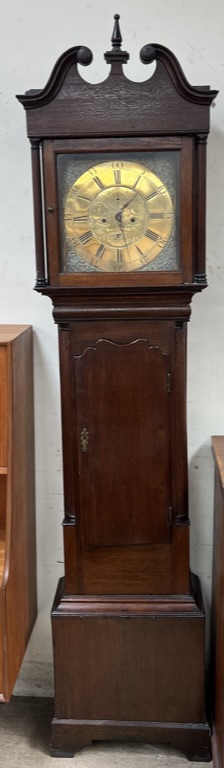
[[41, 139, 196, 288], [72, 323, 173, 594]]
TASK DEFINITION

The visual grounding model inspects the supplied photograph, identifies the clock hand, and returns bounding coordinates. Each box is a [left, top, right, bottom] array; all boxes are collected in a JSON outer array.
[[120, 192, 138, 212], [116, 219, 131, 260], [121, 230, 130, 257], [114, 192, 139, 224]]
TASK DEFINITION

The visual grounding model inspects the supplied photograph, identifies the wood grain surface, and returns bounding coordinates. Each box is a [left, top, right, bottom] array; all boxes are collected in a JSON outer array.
[[0, 326, 37, 701]]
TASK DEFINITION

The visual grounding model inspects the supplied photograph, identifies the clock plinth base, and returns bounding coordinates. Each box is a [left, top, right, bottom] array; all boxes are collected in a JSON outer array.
[[51, 577, 211, 761], [51, 721, 211, 761]]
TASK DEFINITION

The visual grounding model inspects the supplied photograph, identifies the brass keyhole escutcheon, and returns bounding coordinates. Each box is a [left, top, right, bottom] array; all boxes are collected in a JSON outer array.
[[80, 428, 89, 452]]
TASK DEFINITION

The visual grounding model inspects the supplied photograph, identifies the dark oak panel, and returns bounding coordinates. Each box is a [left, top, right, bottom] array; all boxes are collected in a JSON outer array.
[[75, 339, 171, 547], [53, 614, 205, 723], [82, 544, 172, 595]]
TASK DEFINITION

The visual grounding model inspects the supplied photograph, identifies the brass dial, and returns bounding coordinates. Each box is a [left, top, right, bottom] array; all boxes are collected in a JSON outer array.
[[64, 160, 174, 272]]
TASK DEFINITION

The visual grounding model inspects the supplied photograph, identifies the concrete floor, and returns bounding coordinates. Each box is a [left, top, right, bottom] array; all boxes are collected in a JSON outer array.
[[0, 698, 213, 767]]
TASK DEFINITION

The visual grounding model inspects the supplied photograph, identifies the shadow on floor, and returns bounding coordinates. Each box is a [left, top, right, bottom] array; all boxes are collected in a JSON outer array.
[[0, 696, 54, 755]]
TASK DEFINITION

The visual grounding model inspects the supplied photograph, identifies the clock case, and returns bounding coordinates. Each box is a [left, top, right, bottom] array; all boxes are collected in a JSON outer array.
[[17, 17, 217, 760]]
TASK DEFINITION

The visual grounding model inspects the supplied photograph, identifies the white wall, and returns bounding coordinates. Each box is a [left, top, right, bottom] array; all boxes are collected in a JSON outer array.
[[0, 0, 224, 696]]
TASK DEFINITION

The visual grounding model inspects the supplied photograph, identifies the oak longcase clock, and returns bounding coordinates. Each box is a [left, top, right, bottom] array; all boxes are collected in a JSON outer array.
[[17, 14, 217, 760]]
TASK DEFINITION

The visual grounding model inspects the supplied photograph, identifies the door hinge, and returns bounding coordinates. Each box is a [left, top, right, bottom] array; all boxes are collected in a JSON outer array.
[[167, 373, 171, 392], [168, 506, 173, 525]]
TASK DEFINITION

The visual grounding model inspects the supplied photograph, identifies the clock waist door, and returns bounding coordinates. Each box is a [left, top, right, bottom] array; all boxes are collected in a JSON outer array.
[[70, 320, 174, 595]]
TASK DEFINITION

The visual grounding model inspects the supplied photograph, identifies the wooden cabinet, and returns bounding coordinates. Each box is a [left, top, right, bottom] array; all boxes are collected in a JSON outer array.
[[211, 436, 224, 768], [0, 326, 37, 702]]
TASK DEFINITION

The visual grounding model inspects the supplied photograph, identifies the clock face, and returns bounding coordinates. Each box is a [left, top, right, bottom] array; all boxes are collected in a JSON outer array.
[[56, 150, 180, 275], [57, 152, 179, 273]]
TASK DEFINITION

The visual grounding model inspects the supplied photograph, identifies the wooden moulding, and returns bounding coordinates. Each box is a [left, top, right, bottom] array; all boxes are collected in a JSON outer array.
[[30, 140, 46, 287], [51, 722, 211, 762], [48, 287, 196, 323], [52, 573, 204, 618], [16, 39, 217, 139]]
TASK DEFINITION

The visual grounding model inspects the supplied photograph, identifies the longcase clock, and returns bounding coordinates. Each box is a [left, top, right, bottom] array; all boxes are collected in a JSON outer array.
[[17, 15, 217, 760]]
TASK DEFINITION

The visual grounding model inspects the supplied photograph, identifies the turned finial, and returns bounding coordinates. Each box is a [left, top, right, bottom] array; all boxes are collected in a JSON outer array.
[[111, 14, 122, 49], [104, 13, 129, 66]]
